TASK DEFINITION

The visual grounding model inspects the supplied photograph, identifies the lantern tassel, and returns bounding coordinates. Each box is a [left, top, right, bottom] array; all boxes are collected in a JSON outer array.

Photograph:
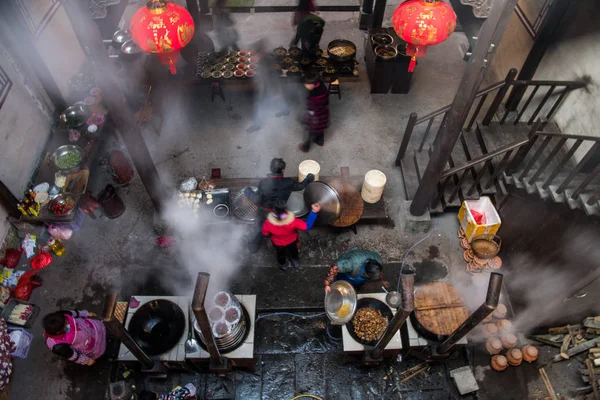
[[408, 56, 416, 72], [169, 62, 177, 75]]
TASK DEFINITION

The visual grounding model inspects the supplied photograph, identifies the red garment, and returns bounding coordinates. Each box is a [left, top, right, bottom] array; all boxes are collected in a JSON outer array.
[[262, 212, 307, 246]]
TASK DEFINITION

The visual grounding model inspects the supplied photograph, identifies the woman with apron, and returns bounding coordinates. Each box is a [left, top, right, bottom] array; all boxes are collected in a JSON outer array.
[[323, 250, 385, 293]]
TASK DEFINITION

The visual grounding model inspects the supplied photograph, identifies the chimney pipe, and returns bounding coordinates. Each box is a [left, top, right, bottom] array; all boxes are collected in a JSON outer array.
[[101, 290, 154, 370], [371, 270, 415, 359], [437, 272, 503, 354], [191, 272, 223, 365]]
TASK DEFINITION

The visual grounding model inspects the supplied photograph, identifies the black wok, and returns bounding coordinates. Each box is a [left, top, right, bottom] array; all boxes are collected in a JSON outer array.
[[346, 298, 393, 346], [128, 299, 186, 355], [327, 39, 357, 62]]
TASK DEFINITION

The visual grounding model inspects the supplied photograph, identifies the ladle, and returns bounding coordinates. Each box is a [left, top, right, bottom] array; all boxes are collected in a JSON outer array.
[[381, 286, 403, 309]]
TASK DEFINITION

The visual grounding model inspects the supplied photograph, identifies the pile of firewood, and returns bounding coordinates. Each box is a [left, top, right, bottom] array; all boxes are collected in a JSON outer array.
[[529, 317, 600, 397]]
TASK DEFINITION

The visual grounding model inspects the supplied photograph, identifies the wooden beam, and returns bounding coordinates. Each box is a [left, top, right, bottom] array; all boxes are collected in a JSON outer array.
[[0, 0, 66, 112], [411, 0, 519, 216], [61, 0, 168, 212]]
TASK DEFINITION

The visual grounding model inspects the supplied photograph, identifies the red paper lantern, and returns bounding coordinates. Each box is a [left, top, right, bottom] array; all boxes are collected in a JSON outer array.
[[392, 0, 457, 72], [130, 0, 195, 74]]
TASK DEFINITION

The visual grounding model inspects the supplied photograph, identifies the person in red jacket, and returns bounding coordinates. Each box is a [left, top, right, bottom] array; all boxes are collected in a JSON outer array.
[[262, 200, 321, 270]]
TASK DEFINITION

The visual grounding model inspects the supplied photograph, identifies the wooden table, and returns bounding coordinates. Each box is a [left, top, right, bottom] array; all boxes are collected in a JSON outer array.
[[329, 182, 364, 232], [207, 172, 393, 227]]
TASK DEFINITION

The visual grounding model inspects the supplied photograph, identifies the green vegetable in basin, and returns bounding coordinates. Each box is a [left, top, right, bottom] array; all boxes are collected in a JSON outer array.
[[56, 152, 81, 169]]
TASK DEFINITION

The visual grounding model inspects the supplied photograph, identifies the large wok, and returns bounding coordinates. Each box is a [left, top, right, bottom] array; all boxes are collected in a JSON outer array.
[[327, 39, 357, 62], [128, 299, 186, 355], [347, 298, 393, 346]]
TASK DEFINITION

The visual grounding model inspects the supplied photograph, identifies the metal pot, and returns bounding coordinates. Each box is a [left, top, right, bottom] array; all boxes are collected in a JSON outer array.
[[112, 29, 132, 48], [374, 45, 398, 60], [327, 39, 357, 62], [60, 103, 90, 128], [119, 40, 142, 62], [304, 182, 341, 224], [371, 33, 393, 46]]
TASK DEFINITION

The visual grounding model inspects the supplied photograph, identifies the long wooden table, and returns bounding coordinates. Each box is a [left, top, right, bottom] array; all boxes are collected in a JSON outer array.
[[208, 173, 394, 227]]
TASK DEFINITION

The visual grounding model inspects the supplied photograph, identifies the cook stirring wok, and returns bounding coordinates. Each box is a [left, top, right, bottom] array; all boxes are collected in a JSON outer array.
[[324, 250, 390, 293]]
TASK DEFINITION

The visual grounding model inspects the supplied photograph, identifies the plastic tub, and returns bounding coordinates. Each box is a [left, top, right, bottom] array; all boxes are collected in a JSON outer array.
[[361, 170, 387, 203], [8, 327, 33, 359], [298, 160, 320, 182]]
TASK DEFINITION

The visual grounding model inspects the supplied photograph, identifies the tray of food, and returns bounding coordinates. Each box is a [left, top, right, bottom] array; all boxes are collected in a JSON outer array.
[[1, 299, 40, 328]]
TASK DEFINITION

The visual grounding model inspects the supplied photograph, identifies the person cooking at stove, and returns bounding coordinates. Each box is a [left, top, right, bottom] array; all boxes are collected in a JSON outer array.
[[246, 158, 315, 252], [290, 12, 325, 52], [323, 250, 390, 293]]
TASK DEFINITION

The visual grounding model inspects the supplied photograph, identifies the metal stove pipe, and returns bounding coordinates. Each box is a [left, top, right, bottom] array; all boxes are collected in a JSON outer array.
[[437, 272, 503, 354], [372, 271, 415, 359], [191, 272, 223, 365], [101, 290, 153, 370]]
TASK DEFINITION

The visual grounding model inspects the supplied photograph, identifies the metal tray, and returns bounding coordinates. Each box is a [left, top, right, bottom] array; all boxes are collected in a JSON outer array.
[[1, 299, 41, 328]]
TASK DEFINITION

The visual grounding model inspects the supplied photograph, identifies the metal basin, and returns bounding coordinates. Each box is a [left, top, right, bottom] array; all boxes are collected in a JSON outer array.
[[60, 103, 90, 128], [120, 40, 142, 62], [51, 145, 84, 172], [304, 182, 341, 224], [127, 299, 185, 356], [325, 280, 357, 325], [112, 29, 131, 47]]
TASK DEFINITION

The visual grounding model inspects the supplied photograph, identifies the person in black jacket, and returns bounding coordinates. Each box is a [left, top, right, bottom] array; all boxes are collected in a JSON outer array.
[[247, 158, 314, 252]]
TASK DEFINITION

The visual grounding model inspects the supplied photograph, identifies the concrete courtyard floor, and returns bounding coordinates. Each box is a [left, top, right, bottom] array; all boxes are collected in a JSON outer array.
[[3, 11, 582, 400]]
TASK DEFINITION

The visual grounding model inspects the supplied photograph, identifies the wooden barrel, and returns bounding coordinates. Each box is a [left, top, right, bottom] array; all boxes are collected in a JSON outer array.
[[412, 281, 469, 340]]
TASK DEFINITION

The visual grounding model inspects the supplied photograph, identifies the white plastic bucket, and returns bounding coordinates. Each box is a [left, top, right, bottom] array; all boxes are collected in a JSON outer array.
[[361, 170, 386, 203], [298, 160, 320, 182]]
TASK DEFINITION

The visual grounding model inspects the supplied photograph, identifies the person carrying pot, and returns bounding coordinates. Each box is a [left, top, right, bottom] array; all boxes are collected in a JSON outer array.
[[323, 250, 390, 293], [246, 158, 315, 252]]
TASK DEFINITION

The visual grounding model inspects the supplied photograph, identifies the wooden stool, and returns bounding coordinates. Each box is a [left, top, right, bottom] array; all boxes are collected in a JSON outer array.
[[329, 79, 341, 99], [211, 81, 225, 102]]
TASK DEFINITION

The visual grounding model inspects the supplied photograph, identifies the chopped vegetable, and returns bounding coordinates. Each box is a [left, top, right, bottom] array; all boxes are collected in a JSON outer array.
[[56, 152, 81, 169], [353, 307, 388, 342]]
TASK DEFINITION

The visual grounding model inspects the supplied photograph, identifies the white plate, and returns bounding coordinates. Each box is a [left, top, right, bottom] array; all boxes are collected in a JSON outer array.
[[33, 182, 50, 193], [35, 192, 49, 203]]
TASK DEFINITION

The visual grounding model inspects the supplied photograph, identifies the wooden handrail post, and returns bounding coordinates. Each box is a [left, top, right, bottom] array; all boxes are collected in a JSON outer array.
[[506, 118, 544, 173], [396, 112, 418, 166], [482, 68, 518, 126]]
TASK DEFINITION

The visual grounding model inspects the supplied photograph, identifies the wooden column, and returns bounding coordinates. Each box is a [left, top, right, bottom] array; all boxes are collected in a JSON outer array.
[[410, 0, 519, 216], [62, 0, 168, 212], [372, 0, 387, 28], [0, 0, 65, 112], [505, 0, 573, 111]]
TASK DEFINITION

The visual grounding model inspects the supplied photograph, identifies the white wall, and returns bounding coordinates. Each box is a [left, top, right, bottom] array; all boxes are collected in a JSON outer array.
[[533, 0, 600, 158], [0, 47, 53, 242]]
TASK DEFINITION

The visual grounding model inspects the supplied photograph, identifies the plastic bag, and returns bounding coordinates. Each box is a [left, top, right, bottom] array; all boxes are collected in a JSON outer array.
[[0, 248, 23, 269], [30, 252, 52, 270], [13, 270, 42, 301], [470, 209, 486, 225], [48, 224, 73, 241], [156, 236, 176, 248]]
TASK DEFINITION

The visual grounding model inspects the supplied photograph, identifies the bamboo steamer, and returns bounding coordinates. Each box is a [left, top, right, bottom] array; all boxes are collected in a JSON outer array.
[[361, 170, 386, 203], [298, 160, 320, 182]]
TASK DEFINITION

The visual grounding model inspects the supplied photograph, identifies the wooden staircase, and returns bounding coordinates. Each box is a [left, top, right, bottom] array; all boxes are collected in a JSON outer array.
[[396, 69, 598, 215]]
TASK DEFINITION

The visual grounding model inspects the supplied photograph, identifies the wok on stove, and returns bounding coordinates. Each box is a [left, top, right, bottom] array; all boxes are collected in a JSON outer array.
[[346, 298, 393, 346], [128, 299, 185, 356]]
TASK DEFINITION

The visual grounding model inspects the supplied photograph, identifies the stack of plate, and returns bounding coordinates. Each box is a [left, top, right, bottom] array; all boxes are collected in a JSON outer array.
[[193, 290, 249, 353]]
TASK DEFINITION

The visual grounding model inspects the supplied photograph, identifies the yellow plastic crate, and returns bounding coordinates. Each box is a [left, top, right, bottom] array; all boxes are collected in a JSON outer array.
[[458, 197, 501, 243]]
